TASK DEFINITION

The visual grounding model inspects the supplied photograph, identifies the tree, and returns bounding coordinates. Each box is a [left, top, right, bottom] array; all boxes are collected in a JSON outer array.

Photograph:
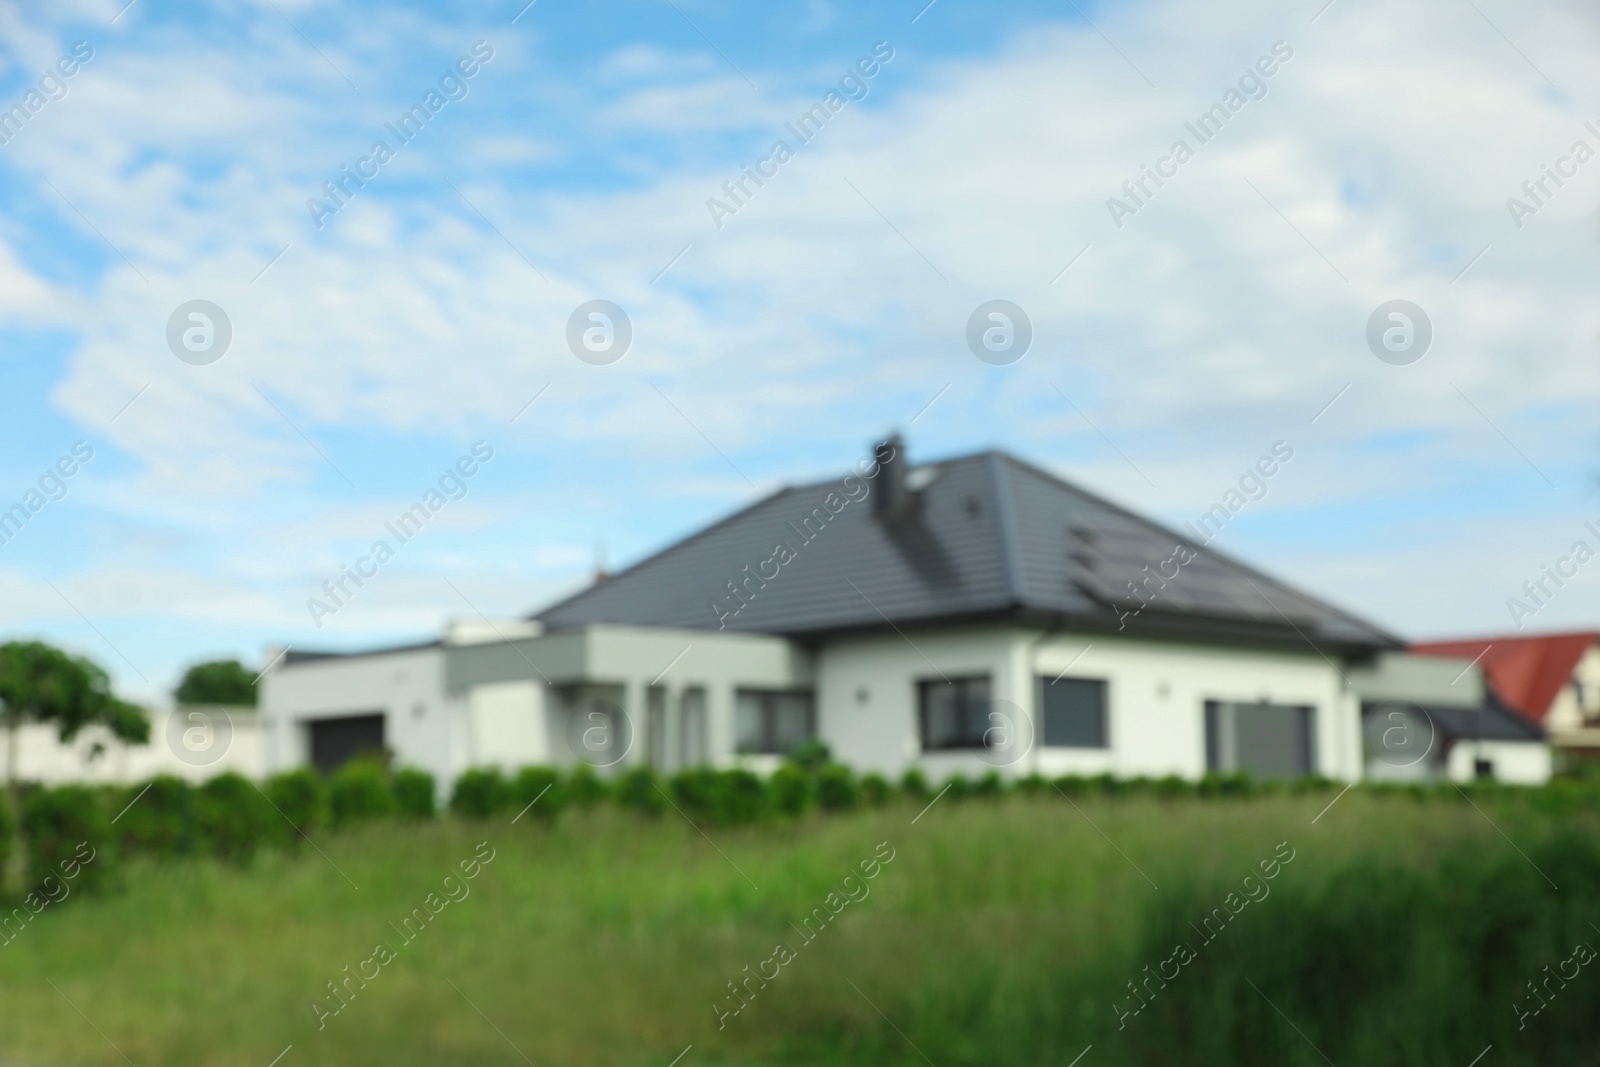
[[175, 659, 257, 706], [0, 641, 149, 789]]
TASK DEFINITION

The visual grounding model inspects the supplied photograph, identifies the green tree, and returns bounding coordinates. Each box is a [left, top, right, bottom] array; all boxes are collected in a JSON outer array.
[[174, 659, 257, 706], [0, 641, 148, 790]]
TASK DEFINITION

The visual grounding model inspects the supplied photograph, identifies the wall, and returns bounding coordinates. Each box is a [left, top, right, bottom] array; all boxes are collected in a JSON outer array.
[[1445, 739, 1551, 785], [260, 645, 455, 789], [4, 707, 262, 784], [815, 625, 1354, 781]]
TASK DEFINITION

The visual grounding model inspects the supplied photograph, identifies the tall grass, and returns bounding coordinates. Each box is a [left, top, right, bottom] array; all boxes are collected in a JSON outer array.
[[0, 791, 1591, 1067]]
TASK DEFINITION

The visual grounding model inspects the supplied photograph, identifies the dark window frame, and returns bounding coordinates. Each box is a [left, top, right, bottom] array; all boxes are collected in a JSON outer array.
[[917, 676, 994, 751], [734, 688, 816, 755], [1039, 676, 1110, 749]]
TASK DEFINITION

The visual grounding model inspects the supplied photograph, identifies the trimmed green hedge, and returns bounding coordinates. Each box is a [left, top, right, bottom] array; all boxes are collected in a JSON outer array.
[[9, 760, 1598, 903]]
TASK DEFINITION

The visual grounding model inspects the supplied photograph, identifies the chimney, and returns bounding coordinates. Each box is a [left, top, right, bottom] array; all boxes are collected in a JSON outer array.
[[873, 434, 908, 517]]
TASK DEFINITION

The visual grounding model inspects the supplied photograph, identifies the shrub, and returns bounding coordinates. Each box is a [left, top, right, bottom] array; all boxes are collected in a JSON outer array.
[[115, 775, 194, 858], [1014, 773, 1049, 797], [391, 768, 436, 818], [1154, 774, 1191, 800], [195, 773, 275, 863], [769, 763, 814, 816], [23, 785, 113, 894], [816, 764, 860, 812], [860, 772, 892, 807], [614, 767, 665, 815], [0, 792, 13, 892], [265, 768, 325, 844], [1052, 774, 1091, 798], [942, 774, 972, 801], [450, 768, 510, 820], [899, 767, 930, 801], [722, 769, 768, 823], [565, 764, 608, 807], [787, 738, 832, 772], [330, 759, 395, 825], [1197, 771, 1255, 798], [670, 768, 724, 822], [973, 770, 1005, 800], [511, 766, 564, 820]]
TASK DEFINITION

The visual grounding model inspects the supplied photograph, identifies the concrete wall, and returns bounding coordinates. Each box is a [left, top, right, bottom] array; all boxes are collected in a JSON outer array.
[[4, 707, 262, 785]]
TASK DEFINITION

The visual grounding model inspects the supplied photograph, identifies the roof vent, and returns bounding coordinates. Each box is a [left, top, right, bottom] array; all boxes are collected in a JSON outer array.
[[873, 434, 909, 517]]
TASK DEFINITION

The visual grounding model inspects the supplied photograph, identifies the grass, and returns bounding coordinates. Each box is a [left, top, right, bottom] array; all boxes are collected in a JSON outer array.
[[0, 790, 1590, 1067]]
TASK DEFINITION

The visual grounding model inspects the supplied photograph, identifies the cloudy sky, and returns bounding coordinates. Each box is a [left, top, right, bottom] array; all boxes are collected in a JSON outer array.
[[1, 0, 1598, 701]]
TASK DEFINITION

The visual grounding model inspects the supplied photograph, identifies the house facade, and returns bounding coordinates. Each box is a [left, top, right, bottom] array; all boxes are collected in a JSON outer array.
[[260, 438, 1548, 788]]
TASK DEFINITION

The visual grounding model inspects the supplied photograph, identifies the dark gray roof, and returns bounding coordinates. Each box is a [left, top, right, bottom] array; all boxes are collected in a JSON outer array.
[[536, 447, 1401, 654], [1362, 697, 1545, 743]]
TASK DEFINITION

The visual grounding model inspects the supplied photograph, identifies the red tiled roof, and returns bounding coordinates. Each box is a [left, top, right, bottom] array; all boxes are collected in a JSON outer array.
[[1411, 631, 1599, 725]]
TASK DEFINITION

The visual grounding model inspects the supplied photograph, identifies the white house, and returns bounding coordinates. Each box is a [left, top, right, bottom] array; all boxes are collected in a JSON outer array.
[[261, 437, 1548, 787]]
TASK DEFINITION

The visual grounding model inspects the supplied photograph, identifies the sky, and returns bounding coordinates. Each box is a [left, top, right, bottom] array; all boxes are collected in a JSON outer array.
[[1, 0, 1599, 704]]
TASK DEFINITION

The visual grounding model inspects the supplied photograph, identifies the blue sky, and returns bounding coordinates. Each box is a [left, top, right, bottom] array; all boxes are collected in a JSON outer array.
[[2, 0, 1600, 702]]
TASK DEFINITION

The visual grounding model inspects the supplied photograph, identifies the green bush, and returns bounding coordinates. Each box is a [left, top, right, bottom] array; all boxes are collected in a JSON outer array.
[[22, 785, 113, 894], [899, 767, 930, 801], [1014, 772, 1049, 797], [973, 770, 1005, 800], [722, 769, 768, 823], [787, 738, 832, 771], [1197, 771, 1255, 798], [391, 768, 436, 819], [195, 773, 275, 863], [942, 773, 972, 801], [511, 766, 564, 820], [669, 768, 723, 822], [816, 764, 860, 812], [769, 763, 814, 816], [0, 792, 13, 893], [330, 759, 395, 825], [264, 768, 325, 844], [114, 775, 194, 859], [450, 768, 510, 820], [614, 767, 665, 815], [1153, 773, 1192, 800], [565, 764, 608, 807], [1052, 774, 1091, 798], [860, 772, 892, 807]]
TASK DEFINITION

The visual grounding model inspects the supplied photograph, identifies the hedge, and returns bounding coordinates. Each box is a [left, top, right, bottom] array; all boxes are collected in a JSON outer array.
[[7, 760, 1597, 901]]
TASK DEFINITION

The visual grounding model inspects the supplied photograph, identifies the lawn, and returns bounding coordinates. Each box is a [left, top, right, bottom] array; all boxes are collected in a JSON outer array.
[[0, 789, 1593, 1067]]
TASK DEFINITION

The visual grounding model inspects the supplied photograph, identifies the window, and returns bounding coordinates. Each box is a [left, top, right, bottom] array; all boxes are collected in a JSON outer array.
[[1041, 677, 1108, 748], [1204, 701, 1316, 778], [735, 690, 815, 754], [918, 676, 993, 750], [1474, 758, 1494, 780]]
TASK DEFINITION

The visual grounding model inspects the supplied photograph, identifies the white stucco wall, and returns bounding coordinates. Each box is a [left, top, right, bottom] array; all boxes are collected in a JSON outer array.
[[3, 707, 262, 785], [1446, 740, 1552, 785], [260, 644, 456, 788], [814, 626, 1356, 781]]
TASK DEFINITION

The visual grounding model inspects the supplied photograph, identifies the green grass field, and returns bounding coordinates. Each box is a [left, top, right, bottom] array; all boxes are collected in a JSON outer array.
[[0, 790, 1594, 1067]]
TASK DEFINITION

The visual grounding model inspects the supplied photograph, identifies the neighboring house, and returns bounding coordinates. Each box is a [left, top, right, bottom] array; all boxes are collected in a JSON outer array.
[[263, 437, 1506, 787], [1412, 632, 1600, 764], [7, 706, 262, 785], [1347, 651, 1549, 785]]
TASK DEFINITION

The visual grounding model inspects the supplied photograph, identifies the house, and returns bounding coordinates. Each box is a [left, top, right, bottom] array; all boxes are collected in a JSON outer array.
[[1412, 631, 1600, 766], [259, 437, 1546, 788], [1347, 651, 1549, 785]]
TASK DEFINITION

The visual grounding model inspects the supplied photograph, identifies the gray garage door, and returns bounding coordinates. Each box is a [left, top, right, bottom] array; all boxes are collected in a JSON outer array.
[[1204, 701, 1316, 778]]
